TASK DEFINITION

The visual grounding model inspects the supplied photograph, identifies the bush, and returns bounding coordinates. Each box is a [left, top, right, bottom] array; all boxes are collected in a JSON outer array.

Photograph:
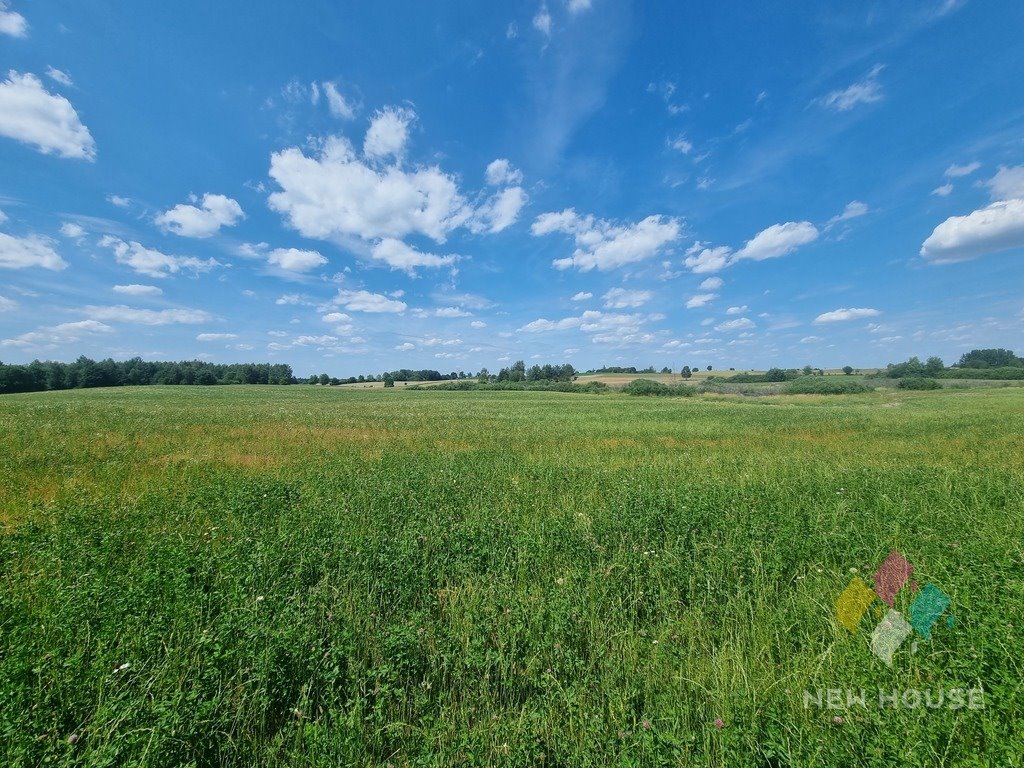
[[897, 377, 942, 390], [939, 367, 1024, 380], [621, 379, 696, 397], [783, 376, 871, 395]]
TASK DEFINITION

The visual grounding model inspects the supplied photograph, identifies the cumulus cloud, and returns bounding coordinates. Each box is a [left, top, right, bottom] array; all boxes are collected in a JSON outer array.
[[98, 235, 220, 278], [814, 307, 881, 323], [0, 232, 67, 270], [570, 291, 592, 301], [197, 333, 237, 341], [987, 165, 1024, 200], [470, 320, 486, 328], [532, 208, 681, 272], [364, 106, 415, 160], [945, 161, 980, 178], [715, 317, 755, 331], [920, 199, 1024, 263], [932, 183, 954, 197], [84, 305, 213, 325], [0, 71, 95, 159], [485, 158, 523, 186], [684, 244, 731, 274], [395, 342, 415, 351], [603, 287, 652, 308], [2, 320, 113, 348], [59, 222, 85, 239], [108, 195, 131, 208], [370, 238, 457, 274], [0, 2, 27, 38], [734, 221, 818, 262], [685, 292, 716, 309], [267, 247, 327, 273], [269, 135, 470, 244], [819, 64, 884, 111], [155, 193, 245, 238], [518, 310, 647, 337], [473, 186, 529, 234], [699, 276, 723, 290], [826, 201, 868, 229], [332, 289, 407, 313], [434, 306, 471, 318], [113, 284, 162, 296], [725, 305, 748, 315]]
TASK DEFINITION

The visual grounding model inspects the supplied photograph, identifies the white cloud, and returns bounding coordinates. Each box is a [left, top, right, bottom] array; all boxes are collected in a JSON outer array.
[[370, 238, 457, 274], [470, 186, 528, 233], [322, 81, 355, 120], [0, 294, 16, 311], [268, 135, 470, 244], [734, 221, 818, 262], [668, 135, 692, 154], [99, 236, 219, 278], [485, 158, 523, 186], [570, 291, 592, 301], [435, 306, 471, 318], [0, 232, 67, 270], [517, 310, 645, 336], [197, 333, 237, 341], [725, 305, 748, 315], [715, 317, 755, 331], [920, 199, 1024, 263], [826, 201, 868, 228], [45, 66, 72, 87], [0, 209, 6, 223], [518, 317, 581, 332], [0, 2, 27, 38], [814, 307, 881, 323], [932, 183, 954, 197], [108, 195, 131, 208], [800, 335, 823, 343], [567, 0, 592, 12], [2, 320, 113, 348], [699, 276, 723, 290], [602, 287, 652, 308], [364, 106, 415, 160], [532, 208, 681, 272], [395, 342, 415, 351], [686, 293, 717, 309], [332, 289, 407, 313], [945, 161, 980, 178], [155, 193, 244, 238], [59, 222, 85, 239], [275, 293, 307, 306], [470, 320, 486, 328], [0, 71, 96, 159], [267, 247, 327, 273], [85, 305, 213, 325], [987, 165, 1024, 200], [819, 65, 884, 112], [684, 244, 731, 274], [533, 3, 552, 36], [113, 284, 162, 297]]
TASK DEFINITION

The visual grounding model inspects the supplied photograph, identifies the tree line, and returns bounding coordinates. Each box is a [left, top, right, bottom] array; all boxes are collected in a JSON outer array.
[[0, 357, 295, 394]]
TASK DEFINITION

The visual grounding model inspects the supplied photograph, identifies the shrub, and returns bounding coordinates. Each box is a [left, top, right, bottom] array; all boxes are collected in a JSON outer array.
[[897, 377, 942, 390], [621, 379, 696, 397], [783, 376, 871, 395]]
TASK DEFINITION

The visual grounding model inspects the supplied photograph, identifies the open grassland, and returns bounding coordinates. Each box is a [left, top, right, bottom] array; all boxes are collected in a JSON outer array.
[[1, 386, 1022, 766]]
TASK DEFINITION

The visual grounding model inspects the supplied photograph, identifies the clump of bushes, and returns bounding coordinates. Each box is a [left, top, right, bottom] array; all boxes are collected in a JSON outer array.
[[621, 379, 696, 397], [783, 376, 871, 395], [408, 380, 610, 394], [897, 377, 942, 390]]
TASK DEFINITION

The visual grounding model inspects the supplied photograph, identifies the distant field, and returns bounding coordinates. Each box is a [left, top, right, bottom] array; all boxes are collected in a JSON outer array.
[[1, 386, 1021, 766]]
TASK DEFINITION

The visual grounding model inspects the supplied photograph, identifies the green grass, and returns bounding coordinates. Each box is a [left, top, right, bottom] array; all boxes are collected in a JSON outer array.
[[1, 386, 1022, 766]]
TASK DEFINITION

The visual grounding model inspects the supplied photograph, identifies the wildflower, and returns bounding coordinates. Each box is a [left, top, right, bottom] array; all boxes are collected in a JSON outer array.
[[714, 718, 725, 729], [833, 716, 844, 725]]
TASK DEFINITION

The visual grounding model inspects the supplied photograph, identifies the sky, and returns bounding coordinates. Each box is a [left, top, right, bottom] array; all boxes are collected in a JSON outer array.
[[1, 0, 1023, 376]]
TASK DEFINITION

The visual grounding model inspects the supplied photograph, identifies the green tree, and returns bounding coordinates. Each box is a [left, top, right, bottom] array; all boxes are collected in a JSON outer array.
[[382, 374, 395, 388], [842, 365, 854, 375], [680, 366, 692, 379], [925, 356, 945, 376]]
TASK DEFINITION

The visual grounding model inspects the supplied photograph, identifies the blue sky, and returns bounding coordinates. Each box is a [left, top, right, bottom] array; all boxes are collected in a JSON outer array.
[[1, 0, 1022, 376]]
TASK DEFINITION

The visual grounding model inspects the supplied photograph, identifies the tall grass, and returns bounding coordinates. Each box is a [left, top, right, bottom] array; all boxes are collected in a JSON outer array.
[[1, 386, 1022, 766]]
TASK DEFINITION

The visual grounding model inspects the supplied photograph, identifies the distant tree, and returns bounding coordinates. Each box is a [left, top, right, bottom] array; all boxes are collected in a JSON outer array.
[[765, 367, 787, 382], [925, 356, 945, 376], [661, 366, 672, 374], [842, 365, 854, 375], [477, 367, 490, 383], [706, 365, 712, 371], [802, 365, 814, 376], [318, 373, 330, 386], [957, 348, 1022, 369], [680, 366, 692, 379], [382, 374, 395, 388]]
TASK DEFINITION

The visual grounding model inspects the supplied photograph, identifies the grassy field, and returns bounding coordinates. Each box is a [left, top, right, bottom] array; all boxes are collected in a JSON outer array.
[[1, 386, 1022, 766]]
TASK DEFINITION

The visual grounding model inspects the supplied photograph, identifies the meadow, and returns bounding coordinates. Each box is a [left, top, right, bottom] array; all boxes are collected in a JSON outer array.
[[1, 385, 1022, 766]]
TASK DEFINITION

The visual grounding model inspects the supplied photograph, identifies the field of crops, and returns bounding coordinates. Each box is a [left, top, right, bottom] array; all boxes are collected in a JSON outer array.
[[2, 386, 1022, 766]]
